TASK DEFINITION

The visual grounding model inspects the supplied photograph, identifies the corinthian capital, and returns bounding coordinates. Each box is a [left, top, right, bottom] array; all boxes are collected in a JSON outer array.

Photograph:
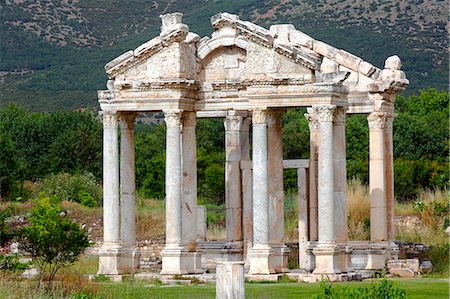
[[182, 111, 197, 127], [333, 107, 347, 125], [368, 112, 388, 129], [251, 108, 268, 125], [103, 113, 118, 128], [267, 110, 284, 126], [163, 109, 182, 127], [224, 115, 243, 131], [305, 108, 319, 130], [314, 105, 336, 123], [119, 113, 137, 129]]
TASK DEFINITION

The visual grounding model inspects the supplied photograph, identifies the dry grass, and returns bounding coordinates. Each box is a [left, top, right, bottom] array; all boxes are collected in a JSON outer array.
[[136, 195, 165, 240], [206, 224, 226, 241], [347, 178, 370, 240]]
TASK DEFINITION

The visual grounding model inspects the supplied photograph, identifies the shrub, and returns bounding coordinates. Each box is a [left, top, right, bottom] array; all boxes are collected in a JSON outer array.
[[313, 278, 408, 299], [37, 172, 102, 207], [428, 242, 449, 275], [16, 196, 91, 291], [0, 253, 31, 272], [0, 206, 13, 246]]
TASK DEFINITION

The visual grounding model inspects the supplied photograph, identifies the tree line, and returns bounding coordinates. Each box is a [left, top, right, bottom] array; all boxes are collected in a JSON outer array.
[[0, 88, 447, 204]]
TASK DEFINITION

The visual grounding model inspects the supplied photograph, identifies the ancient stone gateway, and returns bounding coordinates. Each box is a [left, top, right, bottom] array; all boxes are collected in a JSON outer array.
[[97, 12, 408, 279]]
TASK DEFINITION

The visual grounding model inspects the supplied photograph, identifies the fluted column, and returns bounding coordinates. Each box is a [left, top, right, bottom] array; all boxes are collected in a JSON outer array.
[[312, 105, 341, 275], [102, 113, 120, 248], [98, 112, 120, 275], [248, 108, 273, 275], [316, 105, 336, 243], [268, 110, 288, 272], [224, 113, 243, 248]]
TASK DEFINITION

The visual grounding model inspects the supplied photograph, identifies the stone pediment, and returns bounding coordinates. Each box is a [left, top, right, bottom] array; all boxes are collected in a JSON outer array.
[[100, 12, 408, 114]]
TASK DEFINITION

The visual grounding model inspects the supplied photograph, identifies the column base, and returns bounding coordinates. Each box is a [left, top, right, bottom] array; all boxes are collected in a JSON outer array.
[[98, 247, 140, 275], [299, 241, 316, 272], [365, 242, 388, 270], [160, 246, 203, 275], [337, 243, 353, 273], [270, 244, 289, 273], [248, 244, 275, 275], [313, 243, 342, 275]]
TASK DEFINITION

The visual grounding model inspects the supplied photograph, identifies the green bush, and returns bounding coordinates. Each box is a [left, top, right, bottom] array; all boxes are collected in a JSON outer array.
[[16, 196, 91, 290], [37, 172, 102, 206], [0, 253, 31, 272], [428, 242, 449, 274], [0, 206, 13, 246], [313, 278, 408, 299]]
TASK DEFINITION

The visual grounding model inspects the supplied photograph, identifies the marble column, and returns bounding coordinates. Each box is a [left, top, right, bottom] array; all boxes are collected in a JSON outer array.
[[180, 111, 202, 273], [385, 113, 397, 258], [366, 111, 388, 269], [297, 167, 310, 270], [98, 112, 121, 275], [224, 112, 243, 253], [241, 117, 252, 265], [333, 107, 352, 272], [161, 109, 184, 274], [119, 113, 140, 273], [248, 108, 273, 275], [312, 105, 341, 275], [268, 110, 288, 272], [216, 261, 245, 299], [181, 111, 198, 247], [305, 108, 319, 242]]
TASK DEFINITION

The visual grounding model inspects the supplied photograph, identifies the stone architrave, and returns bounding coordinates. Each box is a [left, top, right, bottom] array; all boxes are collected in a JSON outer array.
[[248, 108, 274, 275], [98, 113, 121, 275], [267, 110, 288, 272]]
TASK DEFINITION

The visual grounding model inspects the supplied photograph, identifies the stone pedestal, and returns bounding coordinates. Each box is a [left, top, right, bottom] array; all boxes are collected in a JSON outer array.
[[161, 247, 202, 275], [216, 261, 245, 299], [366, 243, 388, 270], [313, 244, 341, 275], [248, 244, 274, 275]]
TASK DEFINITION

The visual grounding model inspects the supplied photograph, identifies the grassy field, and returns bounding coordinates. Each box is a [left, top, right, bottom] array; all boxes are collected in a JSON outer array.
[[91, 278, 449, 299]]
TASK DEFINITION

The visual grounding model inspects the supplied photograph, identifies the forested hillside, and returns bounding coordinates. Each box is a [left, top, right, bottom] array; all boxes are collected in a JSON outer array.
[[1, 0, 448, 111]]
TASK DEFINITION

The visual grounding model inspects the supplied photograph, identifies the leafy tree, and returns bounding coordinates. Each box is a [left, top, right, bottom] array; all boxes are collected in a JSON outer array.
[[16, 196, 90, 290]]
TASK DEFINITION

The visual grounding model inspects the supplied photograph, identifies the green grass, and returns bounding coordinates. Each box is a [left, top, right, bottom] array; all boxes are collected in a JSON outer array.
[[94, 278, 449, 299]]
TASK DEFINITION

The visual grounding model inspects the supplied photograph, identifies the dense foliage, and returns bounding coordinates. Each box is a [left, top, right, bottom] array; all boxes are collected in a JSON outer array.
[[16, 196, 90, 290], [0, 89, 447, 203]]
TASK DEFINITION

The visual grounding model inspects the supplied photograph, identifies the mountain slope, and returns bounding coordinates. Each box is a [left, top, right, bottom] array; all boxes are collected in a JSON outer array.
[[0, 0, 448, 111]]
